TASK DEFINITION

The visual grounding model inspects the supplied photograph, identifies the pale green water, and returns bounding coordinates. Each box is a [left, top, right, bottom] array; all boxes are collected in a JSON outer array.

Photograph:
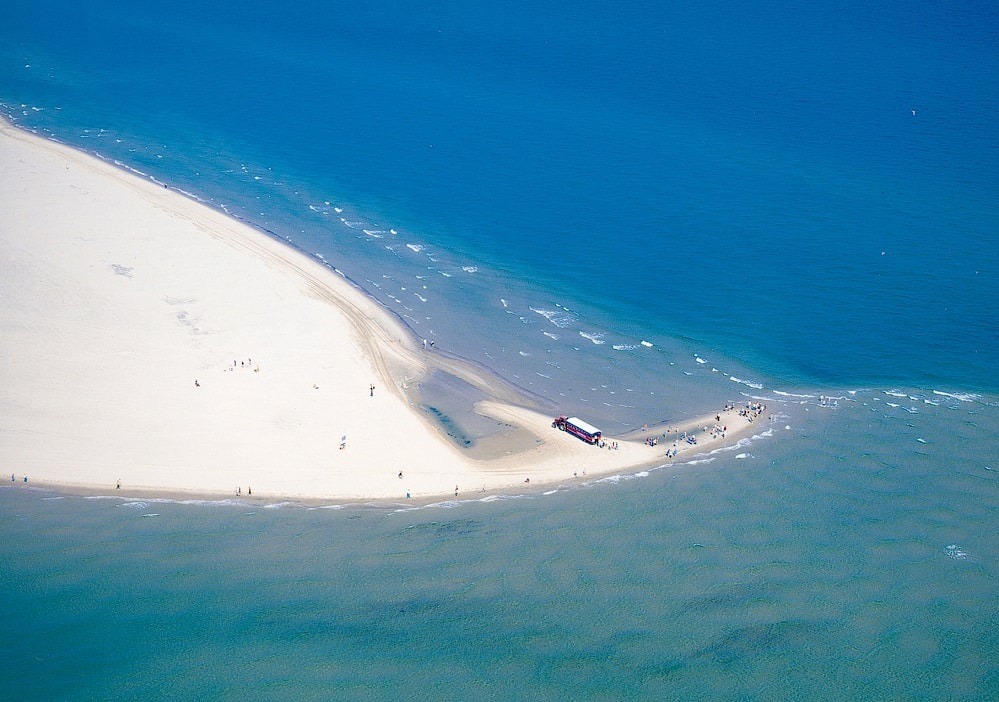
[[2, 391, 996, 700]]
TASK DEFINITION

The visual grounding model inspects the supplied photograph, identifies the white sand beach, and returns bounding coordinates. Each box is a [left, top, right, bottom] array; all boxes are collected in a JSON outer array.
[[0, 119, 767, 502]]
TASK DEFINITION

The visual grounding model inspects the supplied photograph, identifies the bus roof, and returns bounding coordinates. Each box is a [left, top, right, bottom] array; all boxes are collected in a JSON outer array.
[[567, 417, 601, 435]]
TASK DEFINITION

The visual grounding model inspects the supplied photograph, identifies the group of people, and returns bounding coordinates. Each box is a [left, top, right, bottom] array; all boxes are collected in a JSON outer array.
[[224, 358, 259, 373], [707, 423, 727, 439], [738, 402, 767, 422]]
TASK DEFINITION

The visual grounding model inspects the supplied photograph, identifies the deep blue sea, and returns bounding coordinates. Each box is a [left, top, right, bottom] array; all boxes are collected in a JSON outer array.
[[2, 1, 997, 699]]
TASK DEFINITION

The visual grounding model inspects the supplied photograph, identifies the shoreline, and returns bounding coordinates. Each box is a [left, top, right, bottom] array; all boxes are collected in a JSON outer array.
[[8, 403, 774, 505], [0, 116, 774, 502]]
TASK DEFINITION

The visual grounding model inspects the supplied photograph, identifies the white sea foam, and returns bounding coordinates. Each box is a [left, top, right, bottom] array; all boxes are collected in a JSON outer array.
[[531, 306, 576, 329], [640, 340, 653, 347], [119, 501, 149, 510], [681, 457, 716, 466], [406, 243, 425, 253], [612, 344, 639, 351], [735, 453, 751, 459], [500, 298, 509, 308], [884, 390, 908, 398], [176, 188, 203, 202], [542, 331, 559, 340], [729, 376, 764, 389], [695, 356, 707, 364], [773, 390, 817, 399], [579, 331, 605, 345], [462, 266, 478, 273], [363, 229, 384, 238], [262, 501, 299, 509], [944, 544, 968, 560], [932, 390, 981, 403]]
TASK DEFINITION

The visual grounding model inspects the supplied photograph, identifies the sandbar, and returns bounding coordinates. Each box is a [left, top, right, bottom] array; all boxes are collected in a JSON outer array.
[[0, 118, 768, 502]]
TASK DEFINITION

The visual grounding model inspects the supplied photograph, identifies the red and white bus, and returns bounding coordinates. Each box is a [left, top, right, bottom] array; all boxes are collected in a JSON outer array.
[[552, 415, 602, 445]]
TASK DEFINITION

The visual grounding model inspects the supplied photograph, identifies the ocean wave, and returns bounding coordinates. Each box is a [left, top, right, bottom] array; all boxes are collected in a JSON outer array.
[[932, 390, 981, 403], [680, 457, 716, 466], [612, 344, 638, 351], [461, 266, 478, 273], [729, 376, 764, 389], [579, 331, 605, 345], [695, 356, 707, 364], [531, 306, 577, 329], [118, 501, 149, 509], [406, 243, 425, 253]]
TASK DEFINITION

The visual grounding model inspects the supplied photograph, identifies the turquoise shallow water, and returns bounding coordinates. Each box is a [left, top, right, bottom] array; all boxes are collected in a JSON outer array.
[[2, 393, 997, 699], [1, 0, 997, 698]]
